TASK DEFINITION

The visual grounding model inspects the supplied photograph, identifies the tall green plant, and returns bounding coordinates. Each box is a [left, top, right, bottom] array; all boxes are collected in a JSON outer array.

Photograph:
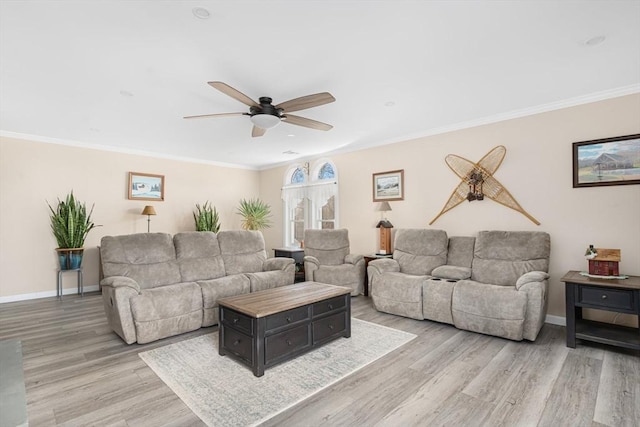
[[237, 198, 272, 231], [193, 201, 221, 232], [47, 191, 99, 248]]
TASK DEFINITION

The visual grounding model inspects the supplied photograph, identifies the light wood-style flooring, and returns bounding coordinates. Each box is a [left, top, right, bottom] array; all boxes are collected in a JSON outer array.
[[0, 292, 638, 426]]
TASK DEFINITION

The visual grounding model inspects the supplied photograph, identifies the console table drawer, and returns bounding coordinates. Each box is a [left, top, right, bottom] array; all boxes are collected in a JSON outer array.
[[221, 309, 254, 335], [578, 286, 635, 311], [312, 295, 346, 317], [222, 327, 253, 364], [313, 312, 347, 344], [265, 323, 311, 365], [266, 306, 310, 331]]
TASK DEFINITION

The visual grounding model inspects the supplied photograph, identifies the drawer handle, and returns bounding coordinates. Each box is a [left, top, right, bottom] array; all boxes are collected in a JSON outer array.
[[328, 324, 334, 330], [601, 295, 607, 299], [286, 339, 292, 346], [286, 316, 292, 323], [328, 304, 333, 310], [233, 318, 239, 324], [233, 339, 241, 346]]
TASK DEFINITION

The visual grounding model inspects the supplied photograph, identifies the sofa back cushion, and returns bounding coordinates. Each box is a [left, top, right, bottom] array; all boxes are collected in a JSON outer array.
[[100, 233, 181, 289], [471, 231, 550, 286], [217, 230, 266, 275], [447, 236, 476, 268], [174, 232, 226, 282], [303, 229, 350, 265], [393, 229, 448, 276]]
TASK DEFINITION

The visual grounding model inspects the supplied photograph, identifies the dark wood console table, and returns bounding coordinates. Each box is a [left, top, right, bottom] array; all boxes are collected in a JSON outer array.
[[562, 270, 640, 351]]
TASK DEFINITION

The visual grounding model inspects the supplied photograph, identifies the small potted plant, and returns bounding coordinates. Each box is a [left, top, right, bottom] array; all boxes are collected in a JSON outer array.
[[193, 201, 221, 232], [236, 198, 272, 231], [48, 191, 99, 270]]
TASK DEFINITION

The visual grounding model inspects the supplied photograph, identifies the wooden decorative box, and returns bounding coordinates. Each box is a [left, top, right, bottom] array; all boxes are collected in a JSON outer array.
[[588, 248, 621, 276]]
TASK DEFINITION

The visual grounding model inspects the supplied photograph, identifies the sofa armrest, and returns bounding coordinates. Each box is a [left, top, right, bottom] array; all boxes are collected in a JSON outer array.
[[432, 265, 471, 281], [100, 276, 141, 293], [263, 257, 295, 272], [367, 258, 400, 275], [515, 271, 549, 290], [344, 254, 364, 265], [304, 255, 320, 281]]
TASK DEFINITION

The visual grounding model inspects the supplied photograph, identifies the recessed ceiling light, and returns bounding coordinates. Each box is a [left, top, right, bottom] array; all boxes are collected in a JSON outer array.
[[119, 90, 134, 97], [283, 150, 299, 155], [287, 134, 295, 137], [384, 101, 396, 107], [192, 7, 211, 19], [585, 35, 606, 47]]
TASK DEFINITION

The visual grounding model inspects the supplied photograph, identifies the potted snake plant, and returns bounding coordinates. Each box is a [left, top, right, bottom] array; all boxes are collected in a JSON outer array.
[[193, 201, 221, 232], [236, 198, 272, 231], [47, 191, 99, 270]]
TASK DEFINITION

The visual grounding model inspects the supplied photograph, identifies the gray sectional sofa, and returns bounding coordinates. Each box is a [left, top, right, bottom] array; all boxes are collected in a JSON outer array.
[[100, 231, 295, 344], [368, 229, 550, 341]]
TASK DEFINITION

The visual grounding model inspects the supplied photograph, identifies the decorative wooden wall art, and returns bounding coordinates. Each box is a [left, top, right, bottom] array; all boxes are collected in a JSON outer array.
[[429, 145, 540, 225]]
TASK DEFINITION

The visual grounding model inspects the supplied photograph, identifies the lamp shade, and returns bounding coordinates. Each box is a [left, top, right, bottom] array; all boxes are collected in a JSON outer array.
[[250, 114, 280, 129], [141, 205, 157, 216], [375, 201, 392, 212]]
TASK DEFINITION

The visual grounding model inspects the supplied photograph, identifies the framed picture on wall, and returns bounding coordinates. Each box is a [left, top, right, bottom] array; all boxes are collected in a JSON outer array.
[[128, 172, 165, 201], [572, 134, 640, 188], [373, 169, 404, 201]]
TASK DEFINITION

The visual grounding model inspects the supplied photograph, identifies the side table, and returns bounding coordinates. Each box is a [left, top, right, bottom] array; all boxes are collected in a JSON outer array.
[[273, 247, 305, 283], [562, 270, 639, 351], [363, 253, 393, 296], [57, 268, 83, 299]]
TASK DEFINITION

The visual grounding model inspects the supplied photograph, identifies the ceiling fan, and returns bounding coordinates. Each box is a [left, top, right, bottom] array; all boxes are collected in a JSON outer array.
[[184, 81, 336, 137]]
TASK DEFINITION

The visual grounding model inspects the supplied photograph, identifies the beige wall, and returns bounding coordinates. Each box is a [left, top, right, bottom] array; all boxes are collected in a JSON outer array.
[[1, 94, 639, 323], [0, 136, 259, 300], [260, 94, 640, 322]]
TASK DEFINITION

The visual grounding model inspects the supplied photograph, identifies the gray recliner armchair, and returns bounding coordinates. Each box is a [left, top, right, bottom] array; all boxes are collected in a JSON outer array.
[[303, 229, 365, 296]]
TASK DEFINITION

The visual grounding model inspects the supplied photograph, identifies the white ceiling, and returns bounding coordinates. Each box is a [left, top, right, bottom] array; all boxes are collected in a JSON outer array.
[[1, 1, 639, 169]]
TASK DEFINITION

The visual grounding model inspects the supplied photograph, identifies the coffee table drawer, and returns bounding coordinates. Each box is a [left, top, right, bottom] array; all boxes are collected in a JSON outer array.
[[265, 323, 311, 365], [578, 286, 635, 311], [221, 309, 254, 335], [222, 327, 253, 364], [266, 306, 310, 331], [313, 311, 346, 343], [312, 295, 346, 317]]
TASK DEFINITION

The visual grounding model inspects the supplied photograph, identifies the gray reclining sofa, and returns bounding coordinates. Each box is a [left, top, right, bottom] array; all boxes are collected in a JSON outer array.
[[100, 231, 295, 344], [368, 229, 550, 341]]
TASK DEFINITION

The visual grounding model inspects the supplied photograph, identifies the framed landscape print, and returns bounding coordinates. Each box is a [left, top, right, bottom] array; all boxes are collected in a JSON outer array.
[[373, 169, 404, 201], [128, 172, 165, 201], [572, 134, 640, 188]]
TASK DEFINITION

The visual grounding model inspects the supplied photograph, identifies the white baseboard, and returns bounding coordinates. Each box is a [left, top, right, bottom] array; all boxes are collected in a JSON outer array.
[[545, 314, 566, 326], [0, 285, 100, 304]]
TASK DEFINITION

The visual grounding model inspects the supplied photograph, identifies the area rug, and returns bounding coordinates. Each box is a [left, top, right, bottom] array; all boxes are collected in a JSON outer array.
[[139, 318, 416, 427]]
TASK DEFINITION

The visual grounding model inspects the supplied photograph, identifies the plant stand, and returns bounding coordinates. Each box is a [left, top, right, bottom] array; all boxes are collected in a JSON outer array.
[[57, 268, 83, 299]]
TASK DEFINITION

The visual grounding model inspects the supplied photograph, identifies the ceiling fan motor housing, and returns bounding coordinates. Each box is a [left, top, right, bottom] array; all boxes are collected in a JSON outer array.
[[250, 97, 284, 118]]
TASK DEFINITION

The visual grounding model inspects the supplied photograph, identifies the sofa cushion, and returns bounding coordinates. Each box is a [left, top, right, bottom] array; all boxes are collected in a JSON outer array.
[[130, 282, 203, 343], [452, 279, 526, 340], [174, 232, 226, 282], [303, 229, 350, 265], [446, 236, 475, 268], [393, 229, 448, 276], [371, 272, 424, 320], [100, 233, 181, 289], [217, 230, 267, 275], [198, 274, 251, 326], [471, 231, 550, 286]]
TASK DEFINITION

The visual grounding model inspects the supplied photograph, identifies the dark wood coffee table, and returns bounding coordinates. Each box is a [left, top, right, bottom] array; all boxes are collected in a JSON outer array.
[[218, 281, 351, 377]]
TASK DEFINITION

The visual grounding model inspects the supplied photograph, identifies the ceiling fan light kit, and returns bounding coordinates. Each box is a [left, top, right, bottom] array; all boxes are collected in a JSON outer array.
[[185, 81, 335, 137]]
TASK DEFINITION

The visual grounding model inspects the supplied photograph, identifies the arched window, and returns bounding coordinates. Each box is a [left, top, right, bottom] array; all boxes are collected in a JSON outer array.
[[281, 159, 339, 247]]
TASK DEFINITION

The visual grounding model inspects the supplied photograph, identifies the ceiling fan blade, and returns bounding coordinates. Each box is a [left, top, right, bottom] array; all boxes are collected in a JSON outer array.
[[282, 114, 333, 131], [252, 126, 267, 137], [183, 112, 246, 119], [275, 92, 335, 113], [208, 81, 258, 107]]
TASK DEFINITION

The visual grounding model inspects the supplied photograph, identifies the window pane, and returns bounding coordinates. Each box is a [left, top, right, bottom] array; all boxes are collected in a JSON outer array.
[[321, 196, 335, 221], [318, 163, 335, 180], [291, 168, 305, 184]]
